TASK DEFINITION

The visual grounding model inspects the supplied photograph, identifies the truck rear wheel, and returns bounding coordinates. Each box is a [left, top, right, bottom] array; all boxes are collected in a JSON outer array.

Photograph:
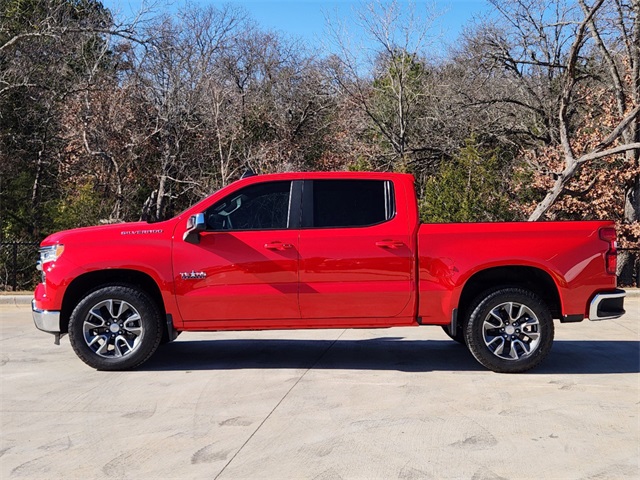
[[68, 286, 162, 370], [464, 288, 554, 373]]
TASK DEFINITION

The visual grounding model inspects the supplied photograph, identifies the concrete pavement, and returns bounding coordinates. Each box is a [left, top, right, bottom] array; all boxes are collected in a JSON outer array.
[[1, 299, 638, 479]]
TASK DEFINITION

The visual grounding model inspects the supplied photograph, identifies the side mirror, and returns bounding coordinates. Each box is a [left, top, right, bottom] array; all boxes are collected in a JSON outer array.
[[183, 213, 206, 244]]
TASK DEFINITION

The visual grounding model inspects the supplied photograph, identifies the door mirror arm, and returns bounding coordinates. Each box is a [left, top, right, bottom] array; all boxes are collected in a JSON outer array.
[[183, 213, 206, 244]]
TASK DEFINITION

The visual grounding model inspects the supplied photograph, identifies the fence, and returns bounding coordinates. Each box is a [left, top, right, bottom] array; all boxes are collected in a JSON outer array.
[[0, 242, 39, 292], [0, 242, 638, 292]]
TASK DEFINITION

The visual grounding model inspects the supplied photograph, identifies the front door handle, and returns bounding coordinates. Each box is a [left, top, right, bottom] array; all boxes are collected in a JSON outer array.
[[265, 242, 293, 250], [375, 240, 404, 249]]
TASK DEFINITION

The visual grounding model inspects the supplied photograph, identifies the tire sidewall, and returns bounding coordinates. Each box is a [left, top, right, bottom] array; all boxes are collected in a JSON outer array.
[[465, 288, 554, 373], [68, 285, 162, 370]]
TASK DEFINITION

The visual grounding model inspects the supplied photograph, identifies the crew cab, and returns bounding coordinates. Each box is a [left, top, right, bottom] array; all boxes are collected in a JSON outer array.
[[32, 172, 626, 372]]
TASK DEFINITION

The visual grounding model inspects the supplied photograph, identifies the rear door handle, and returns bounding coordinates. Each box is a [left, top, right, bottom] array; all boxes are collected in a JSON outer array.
[[265, 242, 293, 250], [375, 240, 404, 249]]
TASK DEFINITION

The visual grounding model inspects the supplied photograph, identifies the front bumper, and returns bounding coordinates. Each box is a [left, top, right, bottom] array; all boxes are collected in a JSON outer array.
[[588, 289, 626, 321], [32, 299, 62, 333]]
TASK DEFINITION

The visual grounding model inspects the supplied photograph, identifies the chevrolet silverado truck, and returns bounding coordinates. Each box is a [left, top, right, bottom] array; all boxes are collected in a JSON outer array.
[[32, 172, 626, 373]]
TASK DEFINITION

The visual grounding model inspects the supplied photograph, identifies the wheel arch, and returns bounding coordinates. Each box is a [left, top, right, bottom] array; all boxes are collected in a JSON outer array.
[[457, 266, 562, 323], [60, 269, 165, 334]]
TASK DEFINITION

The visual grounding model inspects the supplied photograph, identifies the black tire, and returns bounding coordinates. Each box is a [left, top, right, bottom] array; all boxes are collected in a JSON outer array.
[[464, 288, 554, 373], [68, 285, 163, 370], [441, 325, 466, 345]]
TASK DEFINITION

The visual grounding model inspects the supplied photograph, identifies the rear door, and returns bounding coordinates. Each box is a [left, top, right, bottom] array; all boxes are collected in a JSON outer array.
[[298, 179, 414, 321]]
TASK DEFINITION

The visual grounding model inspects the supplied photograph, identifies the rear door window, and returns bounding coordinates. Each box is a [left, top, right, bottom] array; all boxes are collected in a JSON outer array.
[[304, 180, 394, 228]]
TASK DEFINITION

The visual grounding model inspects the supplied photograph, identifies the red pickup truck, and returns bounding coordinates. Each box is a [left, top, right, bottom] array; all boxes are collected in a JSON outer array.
[[32, 172, 626, 373]]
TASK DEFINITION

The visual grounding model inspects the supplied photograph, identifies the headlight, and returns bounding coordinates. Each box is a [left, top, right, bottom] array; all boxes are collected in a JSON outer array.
[[37, 244, 64, 283], [38, 244, 65, 268]]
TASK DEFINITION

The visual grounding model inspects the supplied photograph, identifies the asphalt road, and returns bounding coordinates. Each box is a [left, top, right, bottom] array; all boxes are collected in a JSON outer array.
[[1, 299, 638, 480]]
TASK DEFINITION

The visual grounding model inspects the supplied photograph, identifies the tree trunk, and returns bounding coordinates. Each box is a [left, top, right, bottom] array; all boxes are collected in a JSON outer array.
[[528, 158, 579, 221], [155, 173, 167, 222], [623, 150, 640, 225], [31, 150, 43, 205], [617, 249, 639, 287], [620, 124, 639, 285]]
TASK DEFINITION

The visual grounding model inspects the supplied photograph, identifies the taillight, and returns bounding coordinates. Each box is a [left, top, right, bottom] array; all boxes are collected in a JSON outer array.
[[599, 227, 617, 275]]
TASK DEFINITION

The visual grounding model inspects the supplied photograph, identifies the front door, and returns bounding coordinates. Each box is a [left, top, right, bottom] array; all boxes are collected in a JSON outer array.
[[173, 180, 301, 323]]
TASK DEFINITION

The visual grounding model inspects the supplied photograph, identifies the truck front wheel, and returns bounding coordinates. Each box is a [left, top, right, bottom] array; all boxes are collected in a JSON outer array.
[[464, 288, 554, 373], [68, 286, 163, 370]]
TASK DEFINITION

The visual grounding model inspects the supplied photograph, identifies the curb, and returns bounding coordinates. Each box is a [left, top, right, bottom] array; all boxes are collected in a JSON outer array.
[[0, 295, 32, 306], [2, 288, 639, 307]]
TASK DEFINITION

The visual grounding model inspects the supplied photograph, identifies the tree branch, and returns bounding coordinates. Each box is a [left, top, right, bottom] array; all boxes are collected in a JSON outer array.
[[594, 105, 640, 151], [577, 142, 640, 164], [0, 32, 58, 52]]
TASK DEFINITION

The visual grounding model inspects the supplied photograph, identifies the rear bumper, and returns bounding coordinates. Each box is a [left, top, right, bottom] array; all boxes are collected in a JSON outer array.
[[32, 299, 62, 333], [588, 289, 626, 321]]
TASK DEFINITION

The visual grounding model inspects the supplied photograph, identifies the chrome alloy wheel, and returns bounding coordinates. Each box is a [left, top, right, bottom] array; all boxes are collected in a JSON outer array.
[[82, 299, 144, 358], [482, 302, 541, 361]]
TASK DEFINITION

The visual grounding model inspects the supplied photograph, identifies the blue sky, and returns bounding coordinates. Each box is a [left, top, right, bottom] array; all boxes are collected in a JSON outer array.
[[103, 0, 492, 53]]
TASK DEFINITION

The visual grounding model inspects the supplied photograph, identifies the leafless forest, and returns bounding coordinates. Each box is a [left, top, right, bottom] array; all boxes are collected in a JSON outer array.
[[1, 0, 639, 287]]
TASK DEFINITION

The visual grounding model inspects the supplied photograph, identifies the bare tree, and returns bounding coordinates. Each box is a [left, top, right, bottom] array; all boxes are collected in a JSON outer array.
[[576, 0, 639, 231], [216, 26, 336, 175], [528, 0, 640, 220], [460, 0, 639, 222], [131, 5, 244, 220], [325, 0, 438, 169], [0, 0, 148, 235]]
